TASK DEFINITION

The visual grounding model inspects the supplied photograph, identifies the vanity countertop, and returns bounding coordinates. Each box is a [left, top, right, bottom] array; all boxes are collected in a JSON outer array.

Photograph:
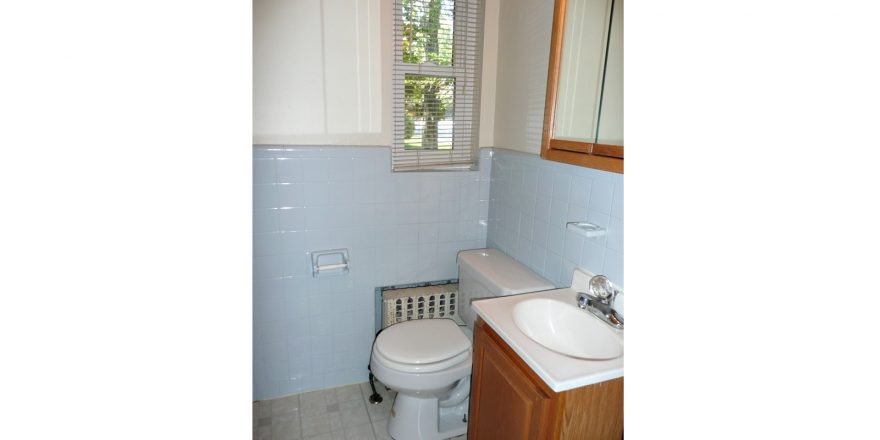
[[471, 269, 624, 392]]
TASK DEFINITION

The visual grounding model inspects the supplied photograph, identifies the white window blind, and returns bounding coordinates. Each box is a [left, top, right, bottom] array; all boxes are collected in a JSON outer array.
[[392, 0, 484, 171]]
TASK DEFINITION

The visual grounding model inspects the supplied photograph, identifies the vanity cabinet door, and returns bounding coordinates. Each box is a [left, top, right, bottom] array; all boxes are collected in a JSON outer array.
[[468, 318, 625, 440], [468, 319, 557, 440]]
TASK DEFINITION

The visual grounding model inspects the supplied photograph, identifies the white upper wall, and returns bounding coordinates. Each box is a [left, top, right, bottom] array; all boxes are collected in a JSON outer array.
[[253, 0, 500, 148], [492, 0, 555, 154], [479, 0, 500, 148]]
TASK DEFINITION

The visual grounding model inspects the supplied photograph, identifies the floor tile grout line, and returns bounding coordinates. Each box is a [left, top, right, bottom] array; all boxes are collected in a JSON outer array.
[[298, 393, 304, 440], [360, 381, 379, 440]]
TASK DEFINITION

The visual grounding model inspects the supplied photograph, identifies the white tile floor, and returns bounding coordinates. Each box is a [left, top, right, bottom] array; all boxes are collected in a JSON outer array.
[[253, 380, 467, 440]]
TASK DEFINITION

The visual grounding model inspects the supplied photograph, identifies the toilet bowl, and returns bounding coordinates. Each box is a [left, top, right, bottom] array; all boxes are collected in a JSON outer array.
[[370, 248, 554, 440], [371, 318, 472, 440]]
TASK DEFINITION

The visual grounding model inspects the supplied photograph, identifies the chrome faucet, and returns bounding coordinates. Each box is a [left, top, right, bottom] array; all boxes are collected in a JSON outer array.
[[576, 275, 624, 329]]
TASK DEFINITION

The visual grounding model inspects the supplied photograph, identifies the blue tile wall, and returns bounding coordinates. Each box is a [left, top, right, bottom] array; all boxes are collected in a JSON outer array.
[[253, 146, 490, 400], [253, 146, 624, 401], [486, 148, 624, 289]]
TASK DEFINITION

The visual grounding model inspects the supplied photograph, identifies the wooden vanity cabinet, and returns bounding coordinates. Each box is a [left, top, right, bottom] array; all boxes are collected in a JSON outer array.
[[468, 318, 623, 440]]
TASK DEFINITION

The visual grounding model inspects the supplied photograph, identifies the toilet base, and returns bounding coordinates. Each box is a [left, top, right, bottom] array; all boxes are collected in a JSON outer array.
[[388, 394, 468, 440]]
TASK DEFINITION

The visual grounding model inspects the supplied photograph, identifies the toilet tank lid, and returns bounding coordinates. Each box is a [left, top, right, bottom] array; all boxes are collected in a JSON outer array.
[[457, 249, 555, 296]]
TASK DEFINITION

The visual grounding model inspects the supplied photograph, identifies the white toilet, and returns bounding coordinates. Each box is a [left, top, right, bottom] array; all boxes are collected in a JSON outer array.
[[370, 248, 555, 440]]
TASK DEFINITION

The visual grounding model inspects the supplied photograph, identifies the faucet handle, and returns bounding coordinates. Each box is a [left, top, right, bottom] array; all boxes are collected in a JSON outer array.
[[576, 292, 590, 309], [589, 275, 614, 302]]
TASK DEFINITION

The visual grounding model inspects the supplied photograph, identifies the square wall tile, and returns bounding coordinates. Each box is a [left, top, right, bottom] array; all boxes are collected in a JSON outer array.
[[279, 208, 307, 232], [254, 158, 276, 184], [396, 224, 419, 245], [278, 184, 306, 208], [254, 233, 282, 257], [301, 158, 333, 182], [254, 209, 280, 234], [254, 255, 283, 280], [276, 158, 303, 183], [569, 176, 592, 207], [589, 179, 615, 215], [253, 184, 279, 210], [579, 239, 606, 274], [552, 173, 572, 202], [305, 205, 353, 229], [603, 248, 624, 288]]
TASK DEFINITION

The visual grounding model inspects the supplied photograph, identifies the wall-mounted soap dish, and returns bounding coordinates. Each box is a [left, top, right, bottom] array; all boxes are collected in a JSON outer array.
[[566, 221, 606, 238]]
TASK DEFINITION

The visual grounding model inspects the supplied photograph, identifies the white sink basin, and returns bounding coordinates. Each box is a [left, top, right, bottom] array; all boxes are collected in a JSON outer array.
[[512, 298, 623, 360]]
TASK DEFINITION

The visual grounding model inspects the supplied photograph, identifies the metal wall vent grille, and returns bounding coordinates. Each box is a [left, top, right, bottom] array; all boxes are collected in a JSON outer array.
[[381, 283, 461, 329]]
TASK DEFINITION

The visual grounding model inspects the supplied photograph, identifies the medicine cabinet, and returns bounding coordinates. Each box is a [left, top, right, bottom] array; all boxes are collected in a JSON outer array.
[[541, 0, 623, 174]]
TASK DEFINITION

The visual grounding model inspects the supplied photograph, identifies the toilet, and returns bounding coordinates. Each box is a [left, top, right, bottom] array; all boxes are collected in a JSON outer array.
[[370, 248, 555, 440]]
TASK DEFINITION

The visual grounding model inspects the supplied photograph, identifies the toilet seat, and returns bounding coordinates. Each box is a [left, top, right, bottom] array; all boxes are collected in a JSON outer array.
[[373, 349, 470, 374], [374, 319, 471, 374]]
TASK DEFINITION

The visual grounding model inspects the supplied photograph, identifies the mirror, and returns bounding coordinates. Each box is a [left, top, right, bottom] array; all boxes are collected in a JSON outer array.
[[541, 0, 623, 173], [553, 0, 612, 143]]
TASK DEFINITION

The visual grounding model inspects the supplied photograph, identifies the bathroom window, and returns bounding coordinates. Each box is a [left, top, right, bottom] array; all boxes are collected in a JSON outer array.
[[391, 0, 484, 171]]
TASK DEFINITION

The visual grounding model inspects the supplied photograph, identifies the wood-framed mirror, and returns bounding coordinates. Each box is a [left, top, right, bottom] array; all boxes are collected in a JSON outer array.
[[541, 0, 623, 174]]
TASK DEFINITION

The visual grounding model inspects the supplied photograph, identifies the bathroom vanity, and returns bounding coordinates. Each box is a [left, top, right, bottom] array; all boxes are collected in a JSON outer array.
[[467, 269, 624, 439], [469, 319, 622, 439]]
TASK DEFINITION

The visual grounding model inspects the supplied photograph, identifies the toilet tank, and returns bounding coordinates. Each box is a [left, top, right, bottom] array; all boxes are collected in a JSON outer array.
[[457, 249, 555, 329]]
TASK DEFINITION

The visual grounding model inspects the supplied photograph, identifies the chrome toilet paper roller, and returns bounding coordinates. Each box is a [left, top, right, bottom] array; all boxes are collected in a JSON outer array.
[[311, 248, 350, 277]]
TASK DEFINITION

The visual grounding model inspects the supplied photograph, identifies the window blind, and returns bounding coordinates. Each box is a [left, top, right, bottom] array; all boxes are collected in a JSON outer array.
[[392, 0, 484, 171]]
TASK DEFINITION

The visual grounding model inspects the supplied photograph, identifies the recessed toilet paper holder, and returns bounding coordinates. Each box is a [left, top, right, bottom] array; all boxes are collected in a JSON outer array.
[[311, 248, 350, 277]]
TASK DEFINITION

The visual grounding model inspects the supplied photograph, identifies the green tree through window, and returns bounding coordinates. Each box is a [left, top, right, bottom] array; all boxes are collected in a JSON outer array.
[[402, 0, 455, 150]]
